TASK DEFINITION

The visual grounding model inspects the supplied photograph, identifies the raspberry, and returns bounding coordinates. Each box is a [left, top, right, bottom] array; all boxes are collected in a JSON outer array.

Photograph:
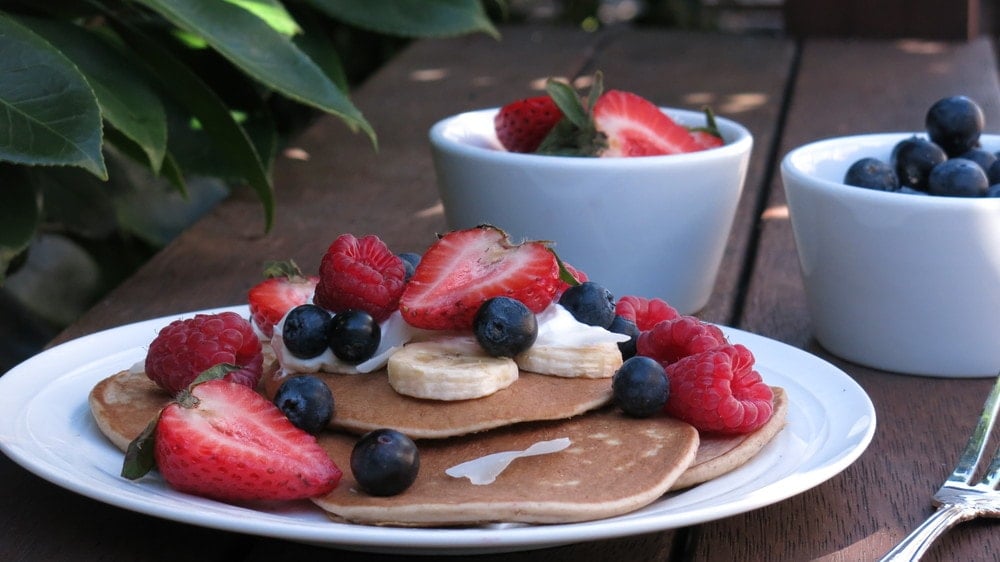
[[636, 315, 727, 366], [314, 234, 406, 322], [664, 344, 774, 434], [145, 312, 263, 395], [615, 295, 680, 331]]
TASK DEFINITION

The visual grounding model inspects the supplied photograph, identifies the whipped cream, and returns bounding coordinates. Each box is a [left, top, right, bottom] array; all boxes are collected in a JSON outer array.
[[273, 303, 629, 376]]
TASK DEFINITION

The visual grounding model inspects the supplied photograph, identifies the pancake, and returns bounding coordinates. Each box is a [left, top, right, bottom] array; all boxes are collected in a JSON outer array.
[[89, 368, 170, 451], [311, 409, 699, 526], [88, 369, 787, 526], [262, 368, 614, 439], [669, 386, 788, 490]]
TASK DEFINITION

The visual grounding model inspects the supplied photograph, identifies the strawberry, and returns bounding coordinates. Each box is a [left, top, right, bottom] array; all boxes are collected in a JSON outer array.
[[554, 260, 589, 299], [125, 376, 342, 502], [664, 344, 774, 434], [636, 315, 727, 367], [592, 90, 703, 157], [248, 261, 319, 338], [399, 225, 561, 330], [691, 129, 724, 150], [615, 295, 680, 331], [314, 233, 406, 323], [494, 95, 563, 153], [145, 312, 263, 395]]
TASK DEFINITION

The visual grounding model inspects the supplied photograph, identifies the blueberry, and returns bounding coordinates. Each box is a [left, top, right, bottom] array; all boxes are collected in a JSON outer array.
[[843, 157, 899, 191], [612, 356, 669, 418], [273, 375, 335, 434], [282, 304, 332, 359], [398, 252, 421, 282], [350, 429, 420, 496], [987, 159, 1000, 185], [987, 184, 1000, 197], [958, 148, 997, 173], [558, 281, 616, 328], [925, 96, 985, 157], [473, 297, 538, 357], [891, 136, 946, 191], [608, 315, 639, 360], [328, 309, 380, 363], [927, 158, 989, 197]]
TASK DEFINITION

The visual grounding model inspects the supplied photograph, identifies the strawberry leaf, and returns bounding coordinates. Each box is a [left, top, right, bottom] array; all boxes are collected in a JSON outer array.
[[189, 363, 242, 387], [121, 414, 161, 480], [586, 70, 604, 114], [262, 259, 305, 279], [545, 78, 588, 129], [551, 250, 582, 286]]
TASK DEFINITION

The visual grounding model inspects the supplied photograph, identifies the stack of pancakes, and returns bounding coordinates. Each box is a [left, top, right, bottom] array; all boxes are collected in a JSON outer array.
[[90, 355, 787, 527]]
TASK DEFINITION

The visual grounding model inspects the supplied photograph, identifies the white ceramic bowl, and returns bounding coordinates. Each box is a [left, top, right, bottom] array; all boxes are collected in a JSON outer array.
[[429, 108, 753, 315], [781, 133, 1000, 378]]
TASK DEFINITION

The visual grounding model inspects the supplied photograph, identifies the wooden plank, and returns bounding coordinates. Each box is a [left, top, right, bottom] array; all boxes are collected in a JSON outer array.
[[586, 29, 795, 325], [785, 0, 981, 40], [688, 36, 1000, 562]]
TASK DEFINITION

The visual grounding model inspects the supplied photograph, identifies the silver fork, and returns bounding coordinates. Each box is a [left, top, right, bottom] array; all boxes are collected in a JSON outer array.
[[879, 372, 1000, 561]]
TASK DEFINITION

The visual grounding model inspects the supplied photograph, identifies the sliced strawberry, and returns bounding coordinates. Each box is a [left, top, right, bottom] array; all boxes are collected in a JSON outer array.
[[494, 95, 563, 153], [314, 234, 406, 323], [248, 262, 318, 339], [592, 90, 703, 156], [615, 295, 680, 331], [554, 260, 589, 299], [399, 225, 561, 330], [150, 379, 342, 502], [691, 129, 724, 150]]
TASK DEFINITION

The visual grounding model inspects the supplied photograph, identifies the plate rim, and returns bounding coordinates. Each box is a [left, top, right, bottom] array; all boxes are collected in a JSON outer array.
[[0, 305, 876, 555]]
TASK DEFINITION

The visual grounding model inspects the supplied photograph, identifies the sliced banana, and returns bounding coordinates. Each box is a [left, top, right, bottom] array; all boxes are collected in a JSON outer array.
[[387, 337, 519, 400], [515, 341, 622, 378]]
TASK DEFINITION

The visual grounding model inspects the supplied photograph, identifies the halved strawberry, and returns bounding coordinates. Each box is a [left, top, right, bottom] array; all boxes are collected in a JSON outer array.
[[126, 377, 342, 502], [494, 95, 563, 153], [399, 225, 561, 330], [691, 129, 724, 150], [592, 90, 703, 156], [248, 261, 318, 338]]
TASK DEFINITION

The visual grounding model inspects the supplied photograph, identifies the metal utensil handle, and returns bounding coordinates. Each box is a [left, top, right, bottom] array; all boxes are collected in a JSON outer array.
[[878, 504, 972, 561]]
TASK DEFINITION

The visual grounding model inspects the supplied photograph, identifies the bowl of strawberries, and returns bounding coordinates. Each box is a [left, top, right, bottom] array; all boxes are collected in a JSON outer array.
[[429, 74, 753, 315]]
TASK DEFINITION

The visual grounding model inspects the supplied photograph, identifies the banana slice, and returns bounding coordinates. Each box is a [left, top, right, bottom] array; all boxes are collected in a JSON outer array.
[[387, 337, 519, 400], [515, 341, 623, 378]]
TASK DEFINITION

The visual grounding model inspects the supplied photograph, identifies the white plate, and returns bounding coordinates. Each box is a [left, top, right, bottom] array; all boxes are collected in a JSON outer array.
[[0, 306, 875, 555]]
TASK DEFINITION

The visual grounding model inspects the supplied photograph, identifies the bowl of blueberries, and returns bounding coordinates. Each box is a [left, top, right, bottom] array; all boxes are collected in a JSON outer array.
[[780, 96, 1000, 377]]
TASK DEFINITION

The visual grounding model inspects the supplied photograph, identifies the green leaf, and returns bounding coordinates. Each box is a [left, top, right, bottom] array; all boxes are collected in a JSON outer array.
[[545, 78, 588, 128], [0, 13, 106, 178], [108, 18, 275, 230], [0, 165, 39, 282], [136, 0, 374, 144], [104, 126, 187, 194], [15, 17, 168, 174], [225, 0, 301, 36], [29, 166, 118, 239], [306, 0, 499, 38], [292, 8, 348, 92], [122, 414, 160, 480]]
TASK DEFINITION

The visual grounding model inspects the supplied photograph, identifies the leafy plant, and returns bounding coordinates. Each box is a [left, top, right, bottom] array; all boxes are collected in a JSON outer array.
[[0, 0, 499, 285]]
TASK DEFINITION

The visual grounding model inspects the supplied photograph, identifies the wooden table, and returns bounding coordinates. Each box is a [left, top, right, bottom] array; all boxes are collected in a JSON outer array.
[[4, 25, 1000, 561]]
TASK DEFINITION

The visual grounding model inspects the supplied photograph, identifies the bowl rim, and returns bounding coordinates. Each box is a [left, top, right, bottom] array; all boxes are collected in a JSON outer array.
[[781, 132, 1000, 208], [428, 106, 753, 167]]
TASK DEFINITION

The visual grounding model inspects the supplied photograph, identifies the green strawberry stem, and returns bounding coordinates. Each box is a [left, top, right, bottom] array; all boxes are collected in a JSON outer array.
[[262, 259, 305, 280], [687, 106, 723, 140]]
